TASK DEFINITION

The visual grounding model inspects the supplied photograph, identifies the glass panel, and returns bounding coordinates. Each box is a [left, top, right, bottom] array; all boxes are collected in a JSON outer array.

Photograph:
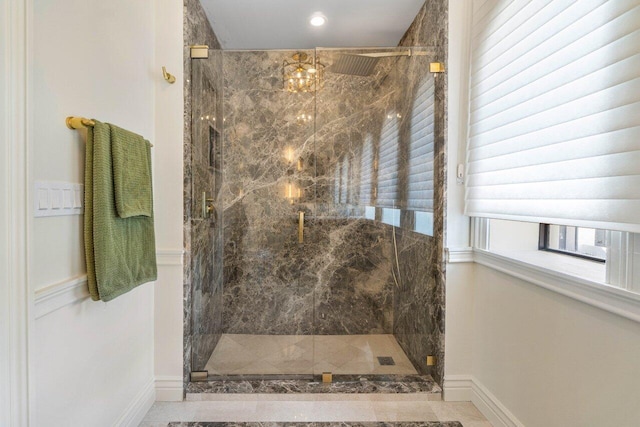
[[312, 47, 436, 377], [190, 47, 439, 381], [190, 49, 224, 374], [197, 49, 316, 378], [545, 224, 608, 261]]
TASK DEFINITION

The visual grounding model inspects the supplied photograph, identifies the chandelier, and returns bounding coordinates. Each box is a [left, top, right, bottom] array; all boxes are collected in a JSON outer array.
[[283, 52, 324, 93]]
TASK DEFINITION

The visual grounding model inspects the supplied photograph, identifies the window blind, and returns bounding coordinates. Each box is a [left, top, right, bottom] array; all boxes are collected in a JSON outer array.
[[466, 0, 640, 233], [377, 114, 399, 208], [407, 76, 435, 211], [340, 156, 350, 204], [360, 135, 374, 205]]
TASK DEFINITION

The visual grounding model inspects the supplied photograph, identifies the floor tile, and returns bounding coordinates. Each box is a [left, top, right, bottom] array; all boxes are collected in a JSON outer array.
[[204, 334, 419, 376]]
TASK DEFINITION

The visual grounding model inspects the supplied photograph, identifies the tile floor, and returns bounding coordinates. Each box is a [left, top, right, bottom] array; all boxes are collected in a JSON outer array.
[[139, 395, 492, 426], [205, 334, 418, 376]]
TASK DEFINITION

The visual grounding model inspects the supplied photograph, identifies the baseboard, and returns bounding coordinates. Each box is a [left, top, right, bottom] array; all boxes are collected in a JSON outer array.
[[442, 375, 473, 401], [114, 378, 156, 427], [470, 377, 524, 427], [155, 375, 184, 401]]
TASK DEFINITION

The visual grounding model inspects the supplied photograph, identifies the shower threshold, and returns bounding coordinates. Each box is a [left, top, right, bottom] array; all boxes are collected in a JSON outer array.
[[186, 373, 442, 397]]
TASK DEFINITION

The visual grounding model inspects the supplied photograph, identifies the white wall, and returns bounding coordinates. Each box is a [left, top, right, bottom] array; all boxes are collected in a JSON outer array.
[[30, 0, 183, 424], [153, 0, 185, 401], [472, 264, 640, 426], [444, 0, 474, 395]]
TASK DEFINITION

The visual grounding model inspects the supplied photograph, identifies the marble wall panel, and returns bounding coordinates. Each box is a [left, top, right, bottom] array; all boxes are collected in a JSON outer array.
[[184, 0, 448, 385], [393, 0, 448, 385], [221, 50, 396, 336]]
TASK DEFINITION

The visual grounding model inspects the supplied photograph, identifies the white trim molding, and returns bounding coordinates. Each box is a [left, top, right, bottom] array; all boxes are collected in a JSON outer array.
[[156, 249, 184, 266], [34, 249, 184, 318], [474, 249, 640, 324], [155, 375, 184, 401], [113, 378, 156, 427], [446, 247, 474, 263], [34, 276, 90, 319], [443, 374, 473, 401], [444, 376, 524, 427], [471, 377, 525, 427], [1, 0, 31, 424]]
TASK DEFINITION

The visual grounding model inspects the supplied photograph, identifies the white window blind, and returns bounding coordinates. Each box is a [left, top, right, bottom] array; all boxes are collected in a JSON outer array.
[[360, 135, 374, 205], [340, 156, 350, 204], [407, 76, 435, 211], [466, 0, 640, 233], [377, 114, 399, 208]]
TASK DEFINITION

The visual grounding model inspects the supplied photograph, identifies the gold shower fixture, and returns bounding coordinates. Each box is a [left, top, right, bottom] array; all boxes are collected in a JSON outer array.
[[283, 52, 324, 93]]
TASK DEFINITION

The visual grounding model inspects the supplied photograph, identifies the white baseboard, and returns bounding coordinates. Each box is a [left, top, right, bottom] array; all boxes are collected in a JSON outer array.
[[470, 377, 524, 427], [442, 375, 473, 401], [155, 375, 184, 401], [444, 375, 524, 427], [114, 378, 156, 427]]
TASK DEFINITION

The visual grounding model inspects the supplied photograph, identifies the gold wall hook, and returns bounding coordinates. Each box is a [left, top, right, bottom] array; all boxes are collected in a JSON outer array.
[[162, 66, 176, 84]]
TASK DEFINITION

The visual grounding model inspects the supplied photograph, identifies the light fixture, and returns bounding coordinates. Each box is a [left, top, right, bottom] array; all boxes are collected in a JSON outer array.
[[283, 52, 324, 93], [309, 12, 327, 27]]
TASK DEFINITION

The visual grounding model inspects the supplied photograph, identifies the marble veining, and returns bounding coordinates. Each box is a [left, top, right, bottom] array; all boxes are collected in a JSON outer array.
[[185, 0, 448, 387], [186, 374, 441, 395], [221, 50, 397, 337], [395, 0, 448, 385]]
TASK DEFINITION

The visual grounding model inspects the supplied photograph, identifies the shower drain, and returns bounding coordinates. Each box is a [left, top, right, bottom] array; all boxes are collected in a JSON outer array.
[[377, 356, 396, 366]]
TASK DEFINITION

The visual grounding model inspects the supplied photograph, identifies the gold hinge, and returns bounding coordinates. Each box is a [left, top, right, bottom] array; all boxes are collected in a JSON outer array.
[[190, 45, 209, 59], [429, 62, 445, 73], [426, 355, 436, 366], [190, 371, 208, 381], [322, 372, 333, 383]]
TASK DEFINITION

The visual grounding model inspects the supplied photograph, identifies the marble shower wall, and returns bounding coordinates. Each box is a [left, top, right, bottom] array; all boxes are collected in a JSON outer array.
[[184, 0, 224, 375], [392, 0, 448, 385], [221, 50, 395, 336]]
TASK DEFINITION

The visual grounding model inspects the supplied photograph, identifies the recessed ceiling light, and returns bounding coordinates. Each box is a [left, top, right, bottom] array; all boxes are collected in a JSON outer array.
[[310, 12, 327, 27]]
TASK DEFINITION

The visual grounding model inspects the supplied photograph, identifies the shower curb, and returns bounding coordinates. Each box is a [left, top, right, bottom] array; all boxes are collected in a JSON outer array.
[[186, 374, 441, 397]]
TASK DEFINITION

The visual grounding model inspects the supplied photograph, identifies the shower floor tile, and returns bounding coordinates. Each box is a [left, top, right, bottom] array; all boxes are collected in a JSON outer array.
[[204, 334, 418, 376]]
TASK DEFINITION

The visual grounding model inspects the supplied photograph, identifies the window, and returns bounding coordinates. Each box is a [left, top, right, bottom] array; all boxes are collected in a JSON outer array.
[[465, 1, 640, 235], [376, 113, 399, 208], [407, 76, 435, 212], [359, 135, 374, 205], [539, 224, 607, 262]]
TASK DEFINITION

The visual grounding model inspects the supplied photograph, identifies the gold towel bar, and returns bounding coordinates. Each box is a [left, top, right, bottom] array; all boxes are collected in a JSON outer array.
[[66, 116, 153, 146], [66, 116, 95, 129]]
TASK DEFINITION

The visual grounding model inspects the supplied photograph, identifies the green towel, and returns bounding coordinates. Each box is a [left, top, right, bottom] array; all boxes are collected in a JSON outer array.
[[84, 121, 157, 302], [110, 124, 153, 218]]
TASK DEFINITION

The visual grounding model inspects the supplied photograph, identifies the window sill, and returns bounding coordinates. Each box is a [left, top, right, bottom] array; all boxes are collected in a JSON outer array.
[[447, 248, 640, 324]]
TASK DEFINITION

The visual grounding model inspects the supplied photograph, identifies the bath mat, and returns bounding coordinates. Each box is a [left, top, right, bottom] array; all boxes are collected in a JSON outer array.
[[167, 423, 463, 427]]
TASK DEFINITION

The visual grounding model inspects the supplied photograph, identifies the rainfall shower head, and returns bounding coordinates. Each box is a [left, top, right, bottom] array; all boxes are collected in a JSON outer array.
[[328, 54, 381, 76], [327, 50, 413, 76]]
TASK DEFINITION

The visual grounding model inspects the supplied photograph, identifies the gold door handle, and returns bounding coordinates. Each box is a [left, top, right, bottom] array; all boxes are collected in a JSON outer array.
[[298, 211, 304, 243], [202, 192, 215, 218]]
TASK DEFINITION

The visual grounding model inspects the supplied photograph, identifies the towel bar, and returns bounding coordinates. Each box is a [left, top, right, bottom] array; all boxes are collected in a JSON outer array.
[[66, 116, 153, 146]]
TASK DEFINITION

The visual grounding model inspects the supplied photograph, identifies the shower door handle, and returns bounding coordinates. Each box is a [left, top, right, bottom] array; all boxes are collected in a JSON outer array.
[[298, 211, 304, 243]]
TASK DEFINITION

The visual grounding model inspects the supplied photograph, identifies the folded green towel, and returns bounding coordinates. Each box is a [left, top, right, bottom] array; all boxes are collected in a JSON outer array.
[[110, 124, 153, 218], [84, 120, 157, 302]]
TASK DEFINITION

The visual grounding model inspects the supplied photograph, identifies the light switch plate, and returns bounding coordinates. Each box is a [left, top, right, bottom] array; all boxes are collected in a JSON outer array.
[[34, 181, 83, 217]]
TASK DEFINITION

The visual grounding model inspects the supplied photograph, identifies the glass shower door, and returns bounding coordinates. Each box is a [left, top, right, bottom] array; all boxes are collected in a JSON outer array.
[[191, 49, 316, 378], [311, 47, 438, 378]]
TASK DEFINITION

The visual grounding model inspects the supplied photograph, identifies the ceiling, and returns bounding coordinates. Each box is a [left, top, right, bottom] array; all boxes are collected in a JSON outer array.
[[199, 0, 426, 50]]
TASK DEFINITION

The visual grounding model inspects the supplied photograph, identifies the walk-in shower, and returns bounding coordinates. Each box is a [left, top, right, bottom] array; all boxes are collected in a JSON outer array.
[[186, 46, 444, 384]]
